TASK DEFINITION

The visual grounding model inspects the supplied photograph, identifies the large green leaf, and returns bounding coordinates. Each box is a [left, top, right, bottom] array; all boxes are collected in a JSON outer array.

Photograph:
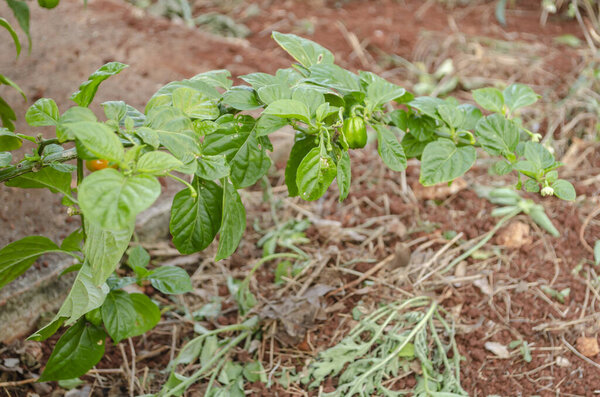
[[196, 155, 230, 180], [472, 87, 504, 113], [101, 290, 138, 343], [172, 87, 220, 120], [229, 131, 271, 189], [272, 31, 334, 68], [215, 181, 246, 261], [258, 84, 292, 105], [291, 86, 325, 116], [25, 98, 60, 127], [0, 236, 65, 289], [221, 86, 262, 110], [56, 106, 98, 142], [56, 264, 111, 326], [306, 64, 361, 94], [136, 151, 183, 175], [475, 114, 519, 156], [65, 121, 124, 163], [503, 84, 539, 113], [170, 178, 223, 254], [78, 169, 161, 230], [0, 152, 11, 167], [5, 166, 72, 196], [296, 147, 337, 201], [263, 99, 312, 124], [375, 125, 407, 172], [147, 266, 193, 295], [285, 134, 317, 197], [84, 219, 134, 285], [39, 319, 106, 381], [71, 62, 129, 107], [524, 141, 554, 170], [130, 293, 161, 336], [420, 139, 476, 186], [362, 72, 406, 112]]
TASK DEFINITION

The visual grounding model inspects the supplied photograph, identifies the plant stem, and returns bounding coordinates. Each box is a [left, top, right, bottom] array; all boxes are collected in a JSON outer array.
[[37, 138, 60, 156], [77, 157, 86, 240], [167, 173, 196, 198]]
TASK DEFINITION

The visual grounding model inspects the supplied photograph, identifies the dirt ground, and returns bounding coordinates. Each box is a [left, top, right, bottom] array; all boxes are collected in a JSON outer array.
[[1, 0, 600, 396]]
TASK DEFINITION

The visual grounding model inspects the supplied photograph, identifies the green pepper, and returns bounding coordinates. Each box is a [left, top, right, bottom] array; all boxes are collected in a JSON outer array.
[[342, 117, 367, 149], [38, 0, 59, 8]]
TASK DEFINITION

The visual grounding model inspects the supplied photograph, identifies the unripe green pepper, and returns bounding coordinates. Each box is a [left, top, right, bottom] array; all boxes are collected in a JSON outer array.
[[342, 117, 367, 149], [38, 0, 59, 8]]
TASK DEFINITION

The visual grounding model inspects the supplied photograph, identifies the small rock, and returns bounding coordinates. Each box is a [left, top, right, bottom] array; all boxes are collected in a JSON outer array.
[[484, 341, 510, 358], [556, 356, 570, 367], [496, 221, 532, 248], [3, 358, 19, 367], [474, 277, 493, 296], [389, 243, 411, 269], [576, 336, 600, 358]]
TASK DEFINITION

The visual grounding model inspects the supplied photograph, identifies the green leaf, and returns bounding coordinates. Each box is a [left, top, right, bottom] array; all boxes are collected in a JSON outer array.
[[61, 229, 84, 252], [130, 293, 161, 335], [0, 17, 21, 56], [472, 87, 504, 113], [221, 86, 262, 110], [5, 166, 72, 197], [56, 264, 111, 326], [528, 207, 559, 237], [594, 241, 600, 266], [551, 179, 575, 201], [292, 86, 325, 116], [101, 290, 138, 343], [39, 319, 106, 381], [5, 0, 30, 51], [215, 181, 246, 261], [503, 84, 539, 113], [25, 98, 59, 126], [229, 131, 272, 189], [84, 219, 134, 285], [147, 266, 192, 294], [524, 142, 554, 170], [495, 0, 507, 26], [57, 378, 85, 390], [71, 62, 129, 107], [254, 114, 288, 137], [170, 178, 223, 254], [0, 236, 65, 289], [420, 139, 476, 186], [285, 134, 317, 197], [436, 104, 465, 130], [240, 72, 280, 89], [0, 128, 22, 151], [0, 152, 11, 167], [375, 125, 407, 172], [101, 101, 127, 122], [128, 245, 150, 272], [263, 99, 312, 124], [56, 106, 98, 142], [172, 87, 220, 119], [136, 151, 183, 175], [196, 155, 230, 180], [475, 114, 520, 156], [306, 64, 361, 94], [337, 151, 351, 201], [408, 97, 446, 119], [65, 121, 124, 163], [78, 169, 161, 230], [272, 31, 334, 67], [296, 147, 337, 201], [362, 72, 406, 111], [257, 84, 291, 105]]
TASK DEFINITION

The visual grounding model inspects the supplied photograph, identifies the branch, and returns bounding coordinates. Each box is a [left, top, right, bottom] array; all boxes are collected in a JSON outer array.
[[0, 147, 78, 183]]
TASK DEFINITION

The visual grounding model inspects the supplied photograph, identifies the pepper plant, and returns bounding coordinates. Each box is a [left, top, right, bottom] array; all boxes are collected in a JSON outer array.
[[0, 32, 575, 382]]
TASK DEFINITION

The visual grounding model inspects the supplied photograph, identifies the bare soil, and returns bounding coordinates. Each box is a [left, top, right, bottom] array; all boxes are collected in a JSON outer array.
[[1, 0, 599, 396]]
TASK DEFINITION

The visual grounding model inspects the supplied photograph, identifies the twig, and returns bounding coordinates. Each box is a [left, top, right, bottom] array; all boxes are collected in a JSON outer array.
[[128, 338, 136, 396], [561, 335, 600, 371], [327, 253, 396, 296], [0, 378, 38, 387]]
